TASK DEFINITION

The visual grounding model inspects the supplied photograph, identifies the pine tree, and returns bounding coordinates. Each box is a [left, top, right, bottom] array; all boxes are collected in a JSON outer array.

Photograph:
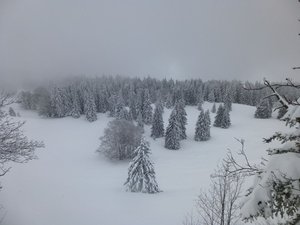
[[115, 93, 125, 119], [214, 104, 225, 127], [208, 90, 215, 102], [124, 137, 161, 193], [129, 94, 138, 120], [70, 98, 81, 118], [205, 109, 211, 126], [211, 103, 216, 113], [254, 100, 272, 119], [70, 90, 81, 118], [142, 89, 153, 125], [224, 90, 232, 111], [165, 93, 173, 109], [220, 106, 231, 128], [51, 87, 66, 118], [197, 95, 204, 110], [194, 110, 210, 141], [137, 111, 144, 133], [117, 107, 130, 120], [151, 103, 164, 139], [175, 101, 187, 140], [165, 108, 181, 150], [84, 91, 97, 122]]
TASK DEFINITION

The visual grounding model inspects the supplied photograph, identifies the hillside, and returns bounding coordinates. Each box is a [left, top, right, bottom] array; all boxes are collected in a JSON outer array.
[[1, 102, 290, 225]]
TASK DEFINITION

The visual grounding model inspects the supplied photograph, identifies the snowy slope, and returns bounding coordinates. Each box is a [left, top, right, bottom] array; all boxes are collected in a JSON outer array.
[[0, 103, 290, 225]]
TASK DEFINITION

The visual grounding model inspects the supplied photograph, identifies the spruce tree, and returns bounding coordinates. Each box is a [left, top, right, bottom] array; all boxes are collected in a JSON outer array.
[[194, 110, 210, 141], [211, 103, 216, 113], [117, 107, 130, 120], [70, 98, 81, 118], [142, 89, 153, 125], [208, 90, 215, 102], [137, 111, 144, 133], [214, 104, 225, 127], [165, 108, 181, 150], [197, 95, 204, 110], [51, 87, 66, 118], [175, 101, 187, 140], [151, 103, 164, 139], [254, 100, 272, 119], [220, 106, 231, 128], [70, 90, 81, 118], [205, 109, 211, 126], [115, 94, 125, 119], [84, 91, 97, 122], [124, 137, 161, 193], [224, 89, 233, 111]]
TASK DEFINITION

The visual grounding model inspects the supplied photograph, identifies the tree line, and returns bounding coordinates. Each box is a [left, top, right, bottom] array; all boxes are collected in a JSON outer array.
[[19, 76, 299, 122]]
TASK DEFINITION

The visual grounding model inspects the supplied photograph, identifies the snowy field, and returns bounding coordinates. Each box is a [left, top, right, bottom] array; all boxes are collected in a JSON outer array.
[[1, 102, 290, 225]]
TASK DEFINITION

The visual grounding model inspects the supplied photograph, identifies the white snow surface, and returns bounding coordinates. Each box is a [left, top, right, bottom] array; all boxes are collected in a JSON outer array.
[[1, 103, 291, 225]]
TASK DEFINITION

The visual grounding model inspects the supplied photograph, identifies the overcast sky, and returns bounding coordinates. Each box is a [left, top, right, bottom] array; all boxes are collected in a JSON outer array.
[[0, 0, 300, 86]]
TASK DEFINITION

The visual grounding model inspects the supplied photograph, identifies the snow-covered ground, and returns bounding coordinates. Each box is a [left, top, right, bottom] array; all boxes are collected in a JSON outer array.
[[0, 102, 290, 225]]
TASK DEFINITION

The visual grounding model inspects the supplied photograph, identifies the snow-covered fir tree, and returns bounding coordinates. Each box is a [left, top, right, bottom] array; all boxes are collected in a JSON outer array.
[[165, 93, 173, 109], [108, 94, 118, 117], [197, 95, 204, 110], [137, 111, 144, 133], [124, 137, 161, 194], [213, 104, 231, 128], [205, 109, 211, 126], [224, 89, 233, 111], [129, 93, 138, 120], [220, 106, 231, 128], [151, 103, 164, 139], [165, 108, 181, 150], [84, 91, 97, 122], [142, 89, 153, 125], [117, 107, 130, 120], [175, 100, 187, 140], [194, 110, 210, 141], [96, 89, 109, 113], [51, 87, 66, 118], [254, 100, 272, 119], [208, 90, 215, 102], [70, 90, 81, 118], [114, 93, 126, 119], [214, 104, 225, 127], [211, 103, 216, 113], [156, 98, 164, 114]]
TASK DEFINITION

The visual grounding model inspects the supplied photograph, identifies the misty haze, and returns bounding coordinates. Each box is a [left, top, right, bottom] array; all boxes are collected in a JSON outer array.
[[0, 1, 300, 225]]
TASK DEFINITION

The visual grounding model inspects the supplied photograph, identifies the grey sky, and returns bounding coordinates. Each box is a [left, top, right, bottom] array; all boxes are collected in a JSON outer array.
[[0, 0, 300, 85]]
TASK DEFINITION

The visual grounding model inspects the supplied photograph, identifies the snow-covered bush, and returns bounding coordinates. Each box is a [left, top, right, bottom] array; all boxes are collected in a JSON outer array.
[[124, 137, 161, 193], [98, 119, 142, 160]]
